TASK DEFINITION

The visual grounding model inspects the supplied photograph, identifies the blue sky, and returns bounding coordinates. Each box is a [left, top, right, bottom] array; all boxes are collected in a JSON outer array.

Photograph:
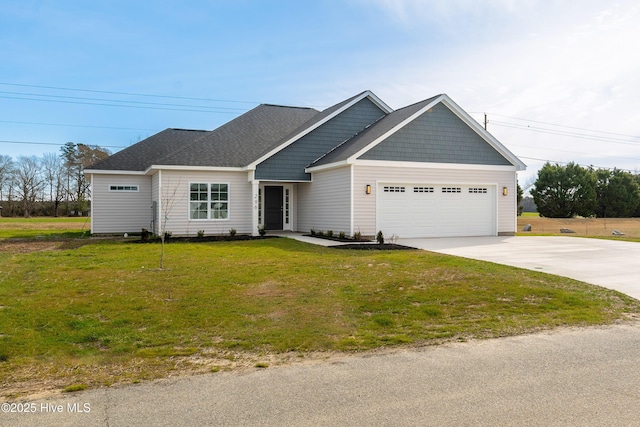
[[2, 0, 640, 188]]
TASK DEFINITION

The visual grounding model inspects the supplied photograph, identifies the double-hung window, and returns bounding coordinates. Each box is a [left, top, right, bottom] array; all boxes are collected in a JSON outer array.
[[190, 183, 229, 220]]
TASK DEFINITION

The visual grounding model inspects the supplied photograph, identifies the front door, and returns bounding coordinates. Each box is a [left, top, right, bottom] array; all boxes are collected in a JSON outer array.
[[264, 186, 283, 230]]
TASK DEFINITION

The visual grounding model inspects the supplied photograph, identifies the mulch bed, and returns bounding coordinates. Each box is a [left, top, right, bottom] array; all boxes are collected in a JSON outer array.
[[331, 243, 416, 250], [136, 235, 278, 243]]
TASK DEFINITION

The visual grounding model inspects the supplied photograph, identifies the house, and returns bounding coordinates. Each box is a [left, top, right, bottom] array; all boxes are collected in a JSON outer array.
[[85, 90, 526, 238]]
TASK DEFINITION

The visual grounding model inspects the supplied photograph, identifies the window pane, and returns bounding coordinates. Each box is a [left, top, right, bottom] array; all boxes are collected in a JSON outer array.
[[211, 202, 228, 219]]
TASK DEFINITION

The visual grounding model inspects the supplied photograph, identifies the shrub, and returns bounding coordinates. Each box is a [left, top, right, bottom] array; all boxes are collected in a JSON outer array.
[[338, 231, 346, 239], [197, 230, 205, 238], [310, 228, 316, 236], [376, 230, 384, 245], [229, 228, 237, 237], [257, 225, 266, 236], [141, 228, 151, 241], [326, 230, 334, 237], [353, 230, 362, 240], [317, 230, 324, 237]]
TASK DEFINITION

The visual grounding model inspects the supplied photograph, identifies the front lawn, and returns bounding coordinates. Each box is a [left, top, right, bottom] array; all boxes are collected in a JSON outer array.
[[1, 237, 638, 399]]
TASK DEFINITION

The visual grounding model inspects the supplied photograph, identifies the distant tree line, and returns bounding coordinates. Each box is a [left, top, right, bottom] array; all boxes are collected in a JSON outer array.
[[0, 143, 110, 217], [530, 162, 640, 218]]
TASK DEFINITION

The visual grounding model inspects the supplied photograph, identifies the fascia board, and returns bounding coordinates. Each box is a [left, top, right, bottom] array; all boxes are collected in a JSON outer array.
[[83, 169, 146, 175], [354, 159, 518, 172], [146, 165, 246, 174], [439, 95, 527, 171], [346, 95, 445, 163], [247, 91, 391, 170], [305, 160, 350, 173], [365, 91, 394, 114]]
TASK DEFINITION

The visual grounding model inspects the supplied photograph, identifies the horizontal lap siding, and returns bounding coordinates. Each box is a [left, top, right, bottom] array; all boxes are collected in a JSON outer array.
[[152, 173, 160, 234], [160, 170, 253, 236], [353, 164, 517, 236], [91, 174, 152, 234], [298, 167, 351, 234]]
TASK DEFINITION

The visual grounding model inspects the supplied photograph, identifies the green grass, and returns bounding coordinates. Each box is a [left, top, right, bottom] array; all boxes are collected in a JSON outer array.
[[0, 217, 89, 239], [1, 236, 639, 398]]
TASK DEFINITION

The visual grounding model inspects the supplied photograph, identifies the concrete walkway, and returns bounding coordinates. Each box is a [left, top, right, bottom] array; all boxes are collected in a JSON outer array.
[[400, 236, 640, 301]]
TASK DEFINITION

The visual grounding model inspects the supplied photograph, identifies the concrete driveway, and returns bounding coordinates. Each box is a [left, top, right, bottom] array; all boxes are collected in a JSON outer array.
[[400, 236, 640, 301]]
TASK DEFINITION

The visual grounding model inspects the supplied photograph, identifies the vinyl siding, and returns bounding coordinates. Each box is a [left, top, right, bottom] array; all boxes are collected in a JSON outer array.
[[159, 170, 253, 236], [353, 164, 517, 236], [359, 103, 512, 166], [151, 172, 160, 234], [91, 174, 152, 234], [297, 166, 352, 234], [255, 98, 386, 181]]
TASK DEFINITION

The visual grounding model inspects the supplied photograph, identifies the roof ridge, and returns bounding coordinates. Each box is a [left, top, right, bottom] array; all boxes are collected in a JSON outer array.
[[261, 103, 317, 110]]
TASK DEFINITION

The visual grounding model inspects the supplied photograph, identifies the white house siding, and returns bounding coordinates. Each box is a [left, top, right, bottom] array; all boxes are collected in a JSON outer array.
[[298, 166, 352, 235], [90, 174, 152, 234], [352, 163, 518, 237], [159, 170, 253, 236]]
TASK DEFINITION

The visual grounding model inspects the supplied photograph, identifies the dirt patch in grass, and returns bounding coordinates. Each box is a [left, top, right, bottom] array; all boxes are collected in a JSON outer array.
[[0, 240, 63, 254], [518, 217, 640, 238]]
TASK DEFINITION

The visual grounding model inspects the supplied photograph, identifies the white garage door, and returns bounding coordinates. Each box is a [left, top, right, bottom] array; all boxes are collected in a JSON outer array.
[[378, 184, 496, 238]]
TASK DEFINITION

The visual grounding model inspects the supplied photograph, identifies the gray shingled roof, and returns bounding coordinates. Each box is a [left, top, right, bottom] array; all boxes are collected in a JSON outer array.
[[309, 95, 440, 167], [88, 104, 319, 171], [88, 128, 209, 171], [158, 104, 319, 167]]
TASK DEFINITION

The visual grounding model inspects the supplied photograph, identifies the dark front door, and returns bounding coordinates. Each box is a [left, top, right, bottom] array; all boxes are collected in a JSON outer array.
[[264, 186, 283, 230]]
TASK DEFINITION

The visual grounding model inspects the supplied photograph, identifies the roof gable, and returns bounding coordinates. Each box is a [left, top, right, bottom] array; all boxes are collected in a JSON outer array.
[[247, 90, 392, 170], [309, 94, 526, 171], [255, 96, 388, 181], [358, 102, 512, 166]]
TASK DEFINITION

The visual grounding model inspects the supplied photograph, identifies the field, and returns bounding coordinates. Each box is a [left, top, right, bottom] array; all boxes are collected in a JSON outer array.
[[1, 218, 639, 400], [518, 215, 640, 239]]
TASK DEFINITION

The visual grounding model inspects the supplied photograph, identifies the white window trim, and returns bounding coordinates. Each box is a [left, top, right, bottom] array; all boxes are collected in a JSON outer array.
[[109, 185, 139, 192], [188, 182, 230, 221]]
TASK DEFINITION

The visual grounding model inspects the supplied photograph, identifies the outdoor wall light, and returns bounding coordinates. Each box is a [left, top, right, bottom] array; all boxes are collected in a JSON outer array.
[[503, 187, 508, 196], [366, 184, 372, 195]]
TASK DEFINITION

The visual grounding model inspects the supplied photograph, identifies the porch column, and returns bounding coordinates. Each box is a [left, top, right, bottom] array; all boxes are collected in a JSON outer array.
[[251, 178, 259, 236]]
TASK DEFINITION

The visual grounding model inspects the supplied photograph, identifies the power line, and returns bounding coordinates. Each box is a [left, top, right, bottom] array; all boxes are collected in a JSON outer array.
[[491, 121, 640, 146], [0, 119, 156, 132], [0, 90, 248, 112], [517, 156, 638, 174], [488, 113, 640, 139], [0, 81, 260, 105], [0, 94, 244, 114], [0, 139, 126, 149]]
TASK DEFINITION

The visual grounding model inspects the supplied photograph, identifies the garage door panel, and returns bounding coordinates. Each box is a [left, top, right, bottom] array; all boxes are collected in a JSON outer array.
[[379, 184, 496, 238]]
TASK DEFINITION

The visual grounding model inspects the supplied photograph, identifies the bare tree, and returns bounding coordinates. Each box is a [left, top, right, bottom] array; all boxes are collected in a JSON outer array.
[[15, 156, 44, 218], [159, 179, 181, 270], [61, 142, 110, 215], [42, 152, 65, 216], [0, 155, 14, 203]]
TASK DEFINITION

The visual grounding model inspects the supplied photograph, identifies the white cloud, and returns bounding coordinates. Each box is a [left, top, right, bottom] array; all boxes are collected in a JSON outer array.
[[348, 0, 640, 183]]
